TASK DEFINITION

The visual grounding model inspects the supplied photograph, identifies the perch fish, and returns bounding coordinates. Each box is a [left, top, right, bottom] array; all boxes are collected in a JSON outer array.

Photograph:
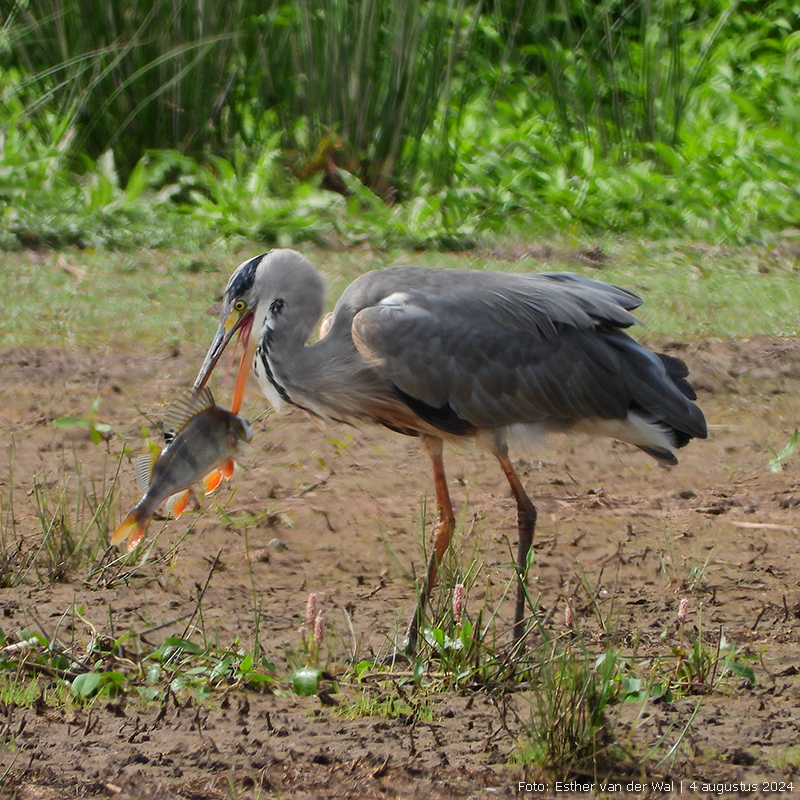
[[111, 386, 254, 551]]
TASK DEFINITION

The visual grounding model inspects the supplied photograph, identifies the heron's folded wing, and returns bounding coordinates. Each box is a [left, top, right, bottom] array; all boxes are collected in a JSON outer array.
[[351, 288, 701, 436]]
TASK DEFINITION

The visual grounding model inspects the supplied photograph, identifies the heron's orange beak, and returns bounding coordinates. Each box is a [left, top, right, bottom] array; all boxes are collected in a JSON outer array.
[[194, 311, 255, 415], [231, 320, 256, 415]]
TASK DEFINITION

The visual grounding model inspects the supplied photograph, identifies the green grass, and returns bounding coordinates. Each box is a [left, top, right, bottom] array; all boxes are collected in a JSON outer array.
[[1, 242, 799, 353], [0, 249, 233, 351]]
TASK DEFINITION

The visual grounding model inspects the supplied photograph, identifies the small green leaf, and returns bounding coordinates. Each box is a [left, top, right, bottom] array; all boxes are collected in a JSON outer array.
[[292, 667, 321, 696], [138, 686, 161, 702], [620, 676, 642, 696], [768, 428, 798, 473], [459, 619, 473, 649], [152, 637, 203, 662], [354, 660, 374, 678], [248, 673, 276, 685], [727, 660, 756, 685], [51, 416, 91, 429], [422, 626, 445, 649], [162, 637, 203, 655], [71, 672, 102, 698], [194, 684, 213, 702], [50, 653, 71, 672], [412, 657, 425, 688]]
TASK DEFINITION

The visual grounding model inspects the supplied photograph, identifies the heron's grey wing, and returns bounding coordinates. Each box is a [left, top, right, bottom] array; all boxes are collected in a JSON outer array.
[[341, 267, 643, 335], [350, 283, 704, 437]]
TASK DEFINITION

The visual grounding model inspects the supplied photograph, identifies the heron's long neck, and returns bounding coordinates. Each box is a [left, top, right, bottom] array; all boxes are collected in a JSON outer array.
[[253, 301, 345, 414], [253, 312, 376, 422]]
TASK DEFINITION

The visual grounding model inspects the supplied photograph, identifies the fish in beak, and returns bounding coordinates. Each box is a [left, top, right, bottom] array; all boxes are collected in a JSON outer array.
[[112, 386, 255, 551]]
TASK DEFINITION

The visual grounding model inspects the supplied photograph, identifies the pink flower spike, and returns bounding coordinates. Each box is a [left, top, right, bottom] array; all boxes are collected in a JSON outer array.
[[314, 612, 325, 645], [305, 593, 318, 627], [452, 583, 466, 621], [678, 598, 689, 624], [565, 603, 574, 628]]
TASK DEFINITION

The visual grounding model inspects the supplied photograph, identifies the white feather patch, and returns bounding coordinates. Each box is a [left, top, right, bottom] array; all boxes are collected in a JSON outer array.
[[378, 292, 412, 307]]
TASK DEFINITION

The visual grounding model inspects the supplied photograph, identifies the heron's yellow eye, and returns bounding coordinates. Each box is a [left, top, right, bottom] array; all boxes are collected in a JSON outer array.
[[234, 299, 247, 313]]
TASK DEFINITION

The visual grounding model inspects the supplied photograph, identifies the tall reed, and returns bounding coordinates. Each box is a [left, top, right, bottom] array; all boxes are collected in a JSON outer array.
[[5, 0, 245, 177], [4, 0, 479, 191], [485, 0, 736, 154]]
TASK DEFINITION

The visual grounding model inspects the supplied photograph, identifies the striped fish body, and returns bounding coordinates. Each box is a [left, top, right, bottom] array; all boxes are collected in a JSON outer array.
[[112, 388, 254, 550], [137, 406, 251, 516]]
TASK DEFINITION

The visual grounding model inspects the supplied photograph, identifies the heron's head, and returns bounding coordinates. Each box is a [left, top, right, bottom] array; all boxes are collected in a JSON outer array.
[[193, 249, 324, 413]]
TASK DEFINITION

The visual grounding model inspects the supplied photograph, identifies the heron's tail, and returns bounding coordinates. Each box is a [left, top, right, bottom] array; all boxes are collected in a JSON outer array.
[[657, 352, 697, 399], [654, 351, 706, 448], [111, 509, 149, 552]]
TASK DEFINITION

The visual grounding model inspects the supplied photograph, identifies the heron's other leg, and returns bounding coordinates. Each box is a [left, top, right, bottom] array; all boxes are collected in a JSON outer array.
[[497, 455, 537, 644], [403, 434, 455, 654]]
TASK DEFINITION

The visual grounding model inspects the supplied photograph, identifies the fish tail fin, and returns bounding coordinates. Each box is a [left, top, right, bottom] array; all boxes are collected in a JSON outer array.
[[165, 489, 190, 519], [203, 470, 223, 495], [111, 510, 148, 551]]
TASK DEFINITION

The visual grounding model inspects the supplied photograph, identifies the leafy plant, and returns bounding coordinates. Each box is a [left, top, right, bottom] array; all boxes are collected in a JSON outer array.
[[6, 0, 799, 249], [1, 448, 122, 587], [672, 602, 756, 693], [71, 669, 125, 700], [144, 636, 277, 702], [50, 396, 112, 445], [768, 428, 798, 473], [4, 0, 246, 179], [288, 592, 333, 697], [188, 145, 340, 246], [514, 640, 622, 773]]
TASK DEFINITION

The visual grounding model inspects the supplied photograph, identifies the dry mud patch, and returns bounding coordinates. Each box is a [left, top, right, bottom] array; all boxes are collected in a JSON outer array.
[[1, 336, 800, 799]]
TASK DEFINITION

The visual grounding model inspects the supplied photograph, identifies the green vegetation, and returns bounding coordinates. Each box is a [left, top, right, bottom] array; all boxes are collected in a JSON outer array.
[[1, 243, 800, 352], [2, 1, 800, 249], [0, 536, 756, 777]]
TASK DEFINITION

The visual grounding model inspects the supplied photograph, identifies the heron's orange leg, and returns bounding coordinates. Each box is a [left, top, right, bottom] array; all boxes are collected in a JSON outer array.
[[498, 456, 537, 644], [403, 434, 455, 654]]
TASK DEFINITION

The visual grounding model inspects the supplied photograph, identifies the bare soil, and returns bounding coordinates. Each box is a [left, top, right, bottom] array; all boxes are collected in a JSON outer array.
[[1, 335, 800, 799]]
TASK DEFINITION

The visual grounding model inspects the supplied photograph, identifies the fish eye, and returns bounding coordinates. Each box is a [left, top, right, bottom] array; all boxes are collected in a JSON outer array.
[[234, 299, 247, 313]]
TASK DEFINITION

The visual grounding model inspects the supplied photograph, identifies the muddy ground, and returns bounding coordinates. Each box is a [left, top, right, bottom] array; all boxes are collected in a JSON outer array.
[[1, 333, 800, 799]]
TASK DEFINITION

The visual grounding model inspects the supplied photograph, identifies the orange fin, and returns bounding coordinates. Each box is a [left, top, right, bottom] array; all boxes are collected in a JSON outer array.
[[126, 526, 147, 552], [219, 458, 236, 480], [165, 489, 190, 519], [203, 470, 223, 495], [111, 510, 147, 551]]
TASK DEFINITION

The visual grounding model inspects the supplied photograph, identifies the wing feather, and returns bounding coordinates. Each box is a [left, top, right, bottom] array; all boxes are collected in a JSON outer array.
[[349, 270, 703, 438]]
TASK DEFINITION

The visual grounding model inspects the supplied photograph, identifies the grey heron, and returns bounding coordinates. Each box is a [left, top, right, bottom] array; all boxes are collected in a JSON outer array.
[[194, 249, 707, 652]]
